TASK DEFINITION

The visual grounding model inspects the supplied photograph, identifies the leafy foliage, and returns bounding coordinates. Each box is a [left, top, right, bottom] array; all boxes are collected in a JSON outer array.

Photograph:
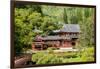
[[32, 52, 44, 62], [31, 47, 94, 64], [36, 54, 63, 64]]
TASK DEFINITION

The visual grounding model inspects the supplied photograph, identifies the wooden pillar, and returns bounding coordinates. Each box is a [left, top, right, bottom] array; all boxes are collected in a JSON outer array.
[[32, 43, 35, 50]]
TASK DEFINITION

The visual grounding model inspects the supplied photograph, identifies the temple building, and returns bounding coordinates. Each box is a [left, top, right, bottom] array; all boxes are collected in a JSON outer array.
[[32, 24, 80, 50]]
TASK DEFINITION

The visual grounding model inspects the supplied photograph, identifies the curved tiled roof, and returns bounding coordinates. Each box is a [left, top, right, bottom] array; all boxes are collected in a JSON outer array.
[[42, 35, 78, 40], [43, 36, 62, 40], [53, 24, 80, 33]]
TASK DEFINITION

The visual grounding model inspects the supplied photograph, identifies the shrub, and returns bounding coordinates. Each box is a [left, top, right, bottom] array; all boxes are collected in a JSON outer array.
[[47, 47, 54, 54], [57, 52, 77, 58], [32, 51, 64, 64], [31, 47, 94, 64], [36, 54, 63, 64], [31, 52, 45, 62], [77, 47, 94, 62]]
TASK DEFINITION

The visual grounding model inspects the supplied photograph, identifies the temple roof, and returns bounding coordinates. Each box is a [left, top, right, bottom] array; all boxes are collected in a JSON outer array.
[[53, 24, 80, 33], [42, 35, 78, 41], [43, 36, 62, 40]]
